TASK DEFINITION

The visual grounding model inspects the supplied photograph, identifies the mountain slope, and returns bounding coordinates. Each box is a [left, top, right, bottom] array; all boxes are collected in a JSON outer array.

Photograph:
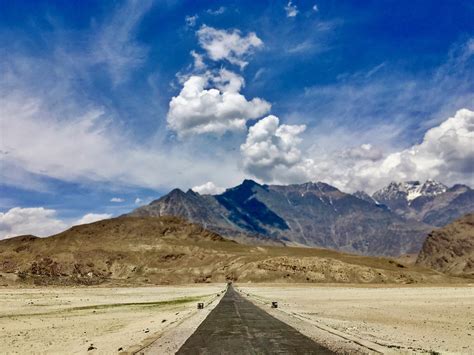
[[0, 216, 461, 286], [130, 180, 430, 256], [373, 180, 473, 226], [416, 214, 474, 277], [128, 186, 284, 246]]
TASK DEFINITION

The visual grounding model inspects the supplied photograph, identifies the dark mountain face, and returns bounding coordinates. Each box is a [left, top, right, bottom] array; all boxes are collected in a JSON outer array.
[[127, 185, 284, 246], [129, 180, 430, 256], [216, 180, 289, 234], [372, 181, 473, 226]]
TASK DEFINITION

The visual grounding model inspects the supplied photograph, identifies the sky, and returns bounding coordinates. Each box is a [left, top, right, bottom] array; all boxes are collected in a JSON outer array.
[[0, 0, 473, 239]]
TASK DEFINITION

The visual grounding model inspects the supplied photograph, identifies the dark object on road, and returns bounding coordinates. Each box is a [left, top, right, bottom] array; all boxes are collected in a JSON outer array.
[[197, 302, 204, 309], [177, 285, 334, 354], [271, 301, 278, 308]]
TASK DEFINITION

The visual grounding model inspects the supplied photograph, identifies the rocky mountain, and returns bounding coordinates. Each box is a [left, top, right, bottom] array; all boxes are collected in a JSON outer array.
[[128, 187, 284, 246], [0, 216, 459, 286], [372, 180, 473, 226], [129, 180, 430, 256], [353, 191, 380, 205], [416, 214, 474, 277]]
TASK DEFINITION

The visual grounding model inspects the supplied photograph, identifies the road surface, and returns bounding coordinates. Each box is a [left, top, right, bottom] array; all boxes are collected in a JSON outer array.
[[177, 285, 334, 354]]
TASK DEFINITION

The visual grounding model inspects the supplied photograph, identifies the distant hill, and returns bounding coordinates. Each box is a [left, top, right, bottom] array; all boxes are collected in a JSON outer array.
[[372, 180, 473, 226], [416, 214, 474, 277], [129, 180, 430, 256], [0, 216, 461, 286]]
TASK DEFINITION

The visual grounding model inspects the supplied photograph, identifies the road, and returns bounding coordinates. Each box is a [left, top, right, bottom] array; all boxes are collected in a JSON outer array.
[[176, 285, 334, 354]]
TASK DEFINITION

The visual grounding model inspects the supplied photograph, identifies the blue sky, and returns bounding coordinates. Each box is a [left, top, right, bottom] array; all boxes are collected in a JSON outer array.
[[0, 0, 473, 238]]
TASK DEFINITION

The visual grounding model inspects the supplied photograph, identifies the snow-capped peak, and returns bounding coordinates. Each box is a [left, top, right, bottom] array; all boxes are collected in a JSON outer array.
[[406, 179, 447, 201], [374, 180, 447, 203]]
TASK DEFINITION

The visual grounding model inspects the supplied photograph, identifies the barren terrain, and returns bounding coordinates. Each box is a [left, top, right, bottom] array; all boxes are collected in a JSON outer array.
[[0, 216, 468, 286], [238, 284, 474, 354], [0, 285, 224, 354]]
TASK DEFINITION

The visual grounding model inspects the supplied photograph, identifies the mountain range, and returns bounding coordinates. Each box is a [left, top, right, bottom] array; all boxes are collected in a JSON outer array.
[[128, 179, 472, 256], [372, 180, 473, 227]]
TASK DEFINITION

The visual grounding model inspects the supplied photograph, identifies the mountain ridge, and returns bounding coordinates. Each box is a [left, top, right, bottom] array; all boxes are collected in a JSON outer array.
[[128, 179, 432, 256], [372, 180, 473, 226]]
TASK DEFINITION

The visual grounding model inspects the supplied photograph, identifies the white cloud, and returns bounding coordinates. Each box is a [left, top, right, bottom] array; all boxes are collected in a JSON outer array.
[[110, 197, 125, 203], [306, 108, 474, 193], [313, 4, 319, 12], [285, 1, 299, 17], [240, 115, 311, 182], [0, 207, 67, 240], [185, 14, 198, 27], [0, 207, 115, 240], [207, 7, 226, 15], [92, 0, 153, 85], [135, 198, 143, 205], [380, 108, 474, 184], [192, 181, 225, 195], [190, 50, 206, 70], [74, 213, 112, 225], [167, 69, 271, 136], [240, 109, 474, 191], [0, 90, 244, 191], [341, 144, 384, 162], [196, 25, 263, 68], [0, 0, 248, 194], [288, 40, 317, 54]]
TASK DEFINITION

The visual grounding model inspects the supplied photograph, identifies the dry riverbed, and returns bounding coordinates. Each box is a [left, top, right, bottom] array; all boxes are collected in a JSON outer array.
[[0, 285, 225, 354], [238, 284, 474, 354]]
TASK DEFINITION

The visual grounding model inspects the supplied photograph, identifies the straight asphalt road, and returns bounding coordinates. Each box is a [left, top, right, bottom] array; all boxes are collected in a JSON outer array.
[[176, 285, 334, 354]]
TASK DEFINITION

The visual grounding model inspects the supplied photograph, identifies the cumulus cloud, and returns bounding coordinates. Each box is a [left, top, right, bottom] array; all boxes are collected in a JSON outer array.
[[196, 25, 263, 68], [110, 197, 124, 203], [240, 109, 474, 192], [307, 108, 474, 192], [380, 108, 474, 183], [285, 1, 299, 17], [74, 213, 112, 225], [240, 115, 311, 182], [167, 69, 271, 136], [0, 207, 67, 239], [313, 4, 319, 12], [192, 181, 225, 195]]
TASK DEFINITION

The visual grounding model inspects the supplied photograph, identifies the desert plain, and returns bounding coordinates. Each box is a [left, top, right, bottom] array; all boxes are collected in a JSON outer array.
[[0, 283, 473, 354], [238, 284, 474, 354], [0, 285, 224, 354]]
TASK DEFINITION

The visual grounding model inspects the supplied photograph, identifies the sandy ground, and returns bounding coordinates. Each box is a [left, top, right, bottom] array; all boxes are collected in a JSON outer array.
[[237, 284, 474, 354], [0, 285, 225, 354]]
